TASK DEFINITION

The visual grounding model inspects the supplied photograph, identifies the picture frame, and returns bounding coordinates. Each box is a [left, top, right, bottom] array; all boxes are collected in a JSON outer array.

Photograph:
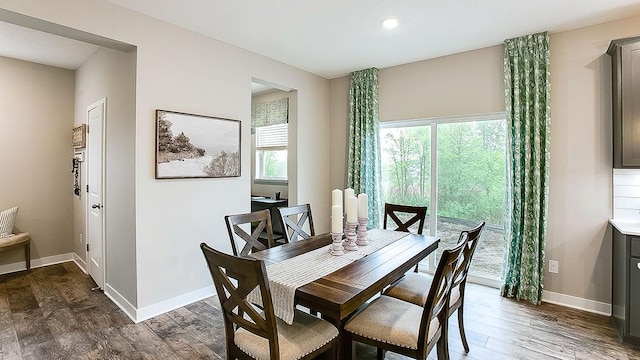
[[72, 124, 87, 149], [155, 110, 241, 179]]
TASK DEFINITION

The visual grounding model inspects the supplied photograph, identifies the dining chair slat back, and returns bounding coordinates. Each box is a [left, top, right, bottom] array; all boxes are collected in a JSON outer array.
[[448, 221, 485, 352], [383, 203, 427, 235], [383, 221, 486, 353], [343, 234, 467, 360], [384, 203, 428, 272], [224, 210, 274, 256], [200, 242, 338, 360], [277, 204, 315, 243]]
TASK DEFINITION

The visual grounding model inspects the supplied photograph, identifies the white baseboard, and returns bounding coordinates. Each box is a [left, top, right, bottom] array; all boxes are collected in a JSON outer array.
[[0, 252, 75, 275], [104, 283, 138, 323], [467, 277, 612, 316], [543, 290, 611, 316], [73, 253, 87, 274], [135, 285, 215, 323]]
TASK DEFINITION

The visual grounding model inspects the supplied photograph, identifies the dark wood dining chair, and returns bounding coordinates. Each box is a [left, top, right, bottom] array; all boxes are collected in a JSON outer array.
[[277, 203, 321, 316], [383, 221, 486, 353], [343, 234, 467, 360], [277, 204, 315, 243], [383, 203, 428, 271], [200, 243, 339, 360], [383, 203, 428, 234], [224, 210, 275, 256]]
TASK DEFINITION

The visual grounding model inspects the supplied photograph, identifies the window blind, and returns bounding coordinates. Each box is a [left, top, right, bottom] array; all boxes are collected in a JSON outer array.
[[256, 123, 288, 149]]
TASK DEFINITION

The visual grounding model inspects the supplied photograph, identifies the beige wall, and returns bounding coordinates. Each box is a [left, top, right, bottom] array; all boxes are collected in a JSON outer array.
[[379, 46, 505, 121], [544, 16, 640, 304], [330, 17, 640, 306], [0, 56, 75, 267], [74, 47, 137, 305], [329, 76, 350, 190]]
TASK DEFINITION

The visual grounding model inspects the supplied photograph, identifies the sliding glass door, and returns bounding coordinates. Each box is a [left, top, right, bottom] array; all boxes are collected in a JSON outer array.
[[380, 113, 506, 283]]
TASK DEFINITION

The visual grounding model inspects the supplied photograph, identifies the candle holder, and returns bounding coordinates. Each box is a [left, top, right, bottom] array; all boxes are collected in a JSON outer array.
[[343, 215, 347, 234], [330, 232, 345, 256], [343, 222, 359, 251], [356, 217, 369, 246]]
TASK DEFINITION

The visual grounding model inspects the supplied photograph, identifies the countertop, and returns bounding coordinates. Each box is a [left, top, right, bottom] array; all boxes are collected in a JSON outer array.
[[251, 198, 287, 204], [610, 219, 640, 236]]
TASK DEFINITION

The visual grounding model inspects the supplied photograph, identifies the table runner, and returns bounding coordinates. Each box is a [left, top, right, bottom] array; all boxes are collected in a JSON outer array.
[[248, 228, 409, 324]]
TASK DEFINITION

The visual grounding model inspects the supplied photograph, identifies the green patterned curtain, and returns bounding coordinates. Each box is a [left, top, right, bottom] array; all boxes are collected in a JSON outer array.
[[348, 68, 382, 227], [500, 32, 551, 305]]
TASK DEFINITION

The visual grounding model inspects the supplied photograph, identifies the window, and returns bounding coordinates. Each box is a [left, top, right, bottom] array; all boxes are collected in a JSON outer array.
[[380, 113, 507, 283], [255, 123, 288, 181]]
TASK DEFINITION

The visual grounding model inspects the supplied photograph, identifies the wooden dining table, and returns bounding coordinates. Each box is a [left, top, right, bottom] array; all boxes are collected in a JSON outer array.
[[250, 230, 439, 359]]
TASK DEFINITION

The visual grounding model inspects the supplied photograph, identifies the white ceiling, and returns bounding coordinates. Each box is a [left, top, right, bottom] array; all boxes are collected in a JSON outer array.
[[104, 0, 640, 79], [2, 1, 640, 76], [0, 20, 99, 70]]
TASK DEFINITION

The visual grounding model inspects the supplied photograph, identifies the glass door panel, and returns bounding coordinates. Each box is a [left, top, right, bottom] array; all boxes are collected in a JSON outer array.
[[435, 120, 506, 280]]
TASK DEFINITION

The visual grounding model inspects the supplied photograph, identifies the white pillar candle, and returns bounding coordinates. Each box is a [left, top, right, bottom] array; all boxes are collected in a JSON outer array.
[[332, 205, 343, 233], [358, 193, 368, 219], [344, 188, 354, 207], [346, 196, 357, 223], [332, 189, 343, 207]]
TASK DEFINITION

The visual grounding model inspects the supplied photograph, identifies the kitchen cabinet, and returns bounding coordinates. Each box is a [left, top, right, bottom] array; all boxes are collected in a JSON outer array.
[[607, 36, 640, 168], [611, 224, 640, 345]]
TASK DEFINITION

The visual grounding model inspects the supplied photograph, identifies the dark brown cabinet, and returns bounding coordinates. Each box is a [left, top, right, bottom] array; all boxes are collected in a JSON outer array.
[[611, 226, 640, 345], [608, 36, 640, 168]]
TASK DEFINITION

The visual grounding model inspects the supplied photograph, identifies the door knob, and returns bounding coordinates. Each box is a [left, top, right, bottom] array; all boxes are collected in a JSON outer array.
[[91, 204, 101, 209]]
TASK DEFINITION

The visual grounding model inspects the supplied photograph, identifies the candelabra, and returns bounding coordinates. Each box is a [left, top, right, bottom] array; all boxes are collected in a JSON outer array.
[[330, 232, 344, 256], [356, 217, 369, 246], [343, 222, 359, 251]]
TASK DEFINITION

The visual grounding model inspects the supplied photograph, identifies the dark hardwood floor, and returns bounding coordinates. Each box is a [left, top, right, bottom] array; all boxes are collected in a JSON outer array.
[[1, 262, 639, 359]]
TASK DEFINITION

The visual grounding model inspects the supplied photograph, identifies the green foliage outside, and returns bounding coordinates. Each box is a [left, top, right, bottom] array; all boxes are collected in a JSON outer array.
[[262, 150, 287, 178], [381, 120, 506, 227]]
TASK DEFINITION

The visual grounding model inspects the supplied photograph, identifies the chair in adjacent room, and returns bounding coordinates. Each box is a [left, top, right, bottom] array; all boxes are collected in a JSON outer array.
[[277, 204, 315, 243], [224, 209, 275, 256], [383, 221, 486, 353], [343, 234, 467, 360], [200, 242, 339, 360]]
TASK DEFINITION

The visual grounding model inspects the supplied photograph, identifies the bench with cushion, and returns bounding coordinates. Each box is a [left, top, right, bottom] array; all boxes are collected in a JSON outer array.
[[0, 206, 31, 270], [0, 230, 31, 270]]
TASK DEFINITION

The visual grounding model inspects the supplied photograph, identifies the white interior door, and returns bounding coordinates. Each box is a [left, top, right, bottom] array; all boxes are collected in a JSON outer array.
[[87, 99, 105, 289]]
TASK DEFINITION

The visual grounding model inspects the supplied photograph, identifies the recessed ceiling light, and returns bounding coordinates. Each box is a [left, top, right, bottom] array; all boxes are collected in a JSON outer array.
[[381, 17, 399, 30]]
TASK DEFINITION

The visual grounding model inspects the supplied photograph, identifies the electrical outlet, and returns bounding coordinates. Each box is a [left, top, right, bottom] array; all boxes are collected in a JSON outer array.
[[549, 260, 559, 274], [79, 234, 83, 245]]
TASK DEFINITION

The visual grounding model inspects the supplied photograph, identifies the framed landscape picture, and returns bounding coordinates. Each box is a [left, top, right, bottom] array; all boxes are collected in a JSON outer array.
[[155, 110, 241, 179]]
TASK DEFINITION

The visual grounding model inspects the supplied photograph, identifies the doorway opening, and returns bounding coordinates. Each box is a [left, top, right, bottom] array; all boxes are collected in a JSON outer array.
[[250, 78, 298, 241]]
